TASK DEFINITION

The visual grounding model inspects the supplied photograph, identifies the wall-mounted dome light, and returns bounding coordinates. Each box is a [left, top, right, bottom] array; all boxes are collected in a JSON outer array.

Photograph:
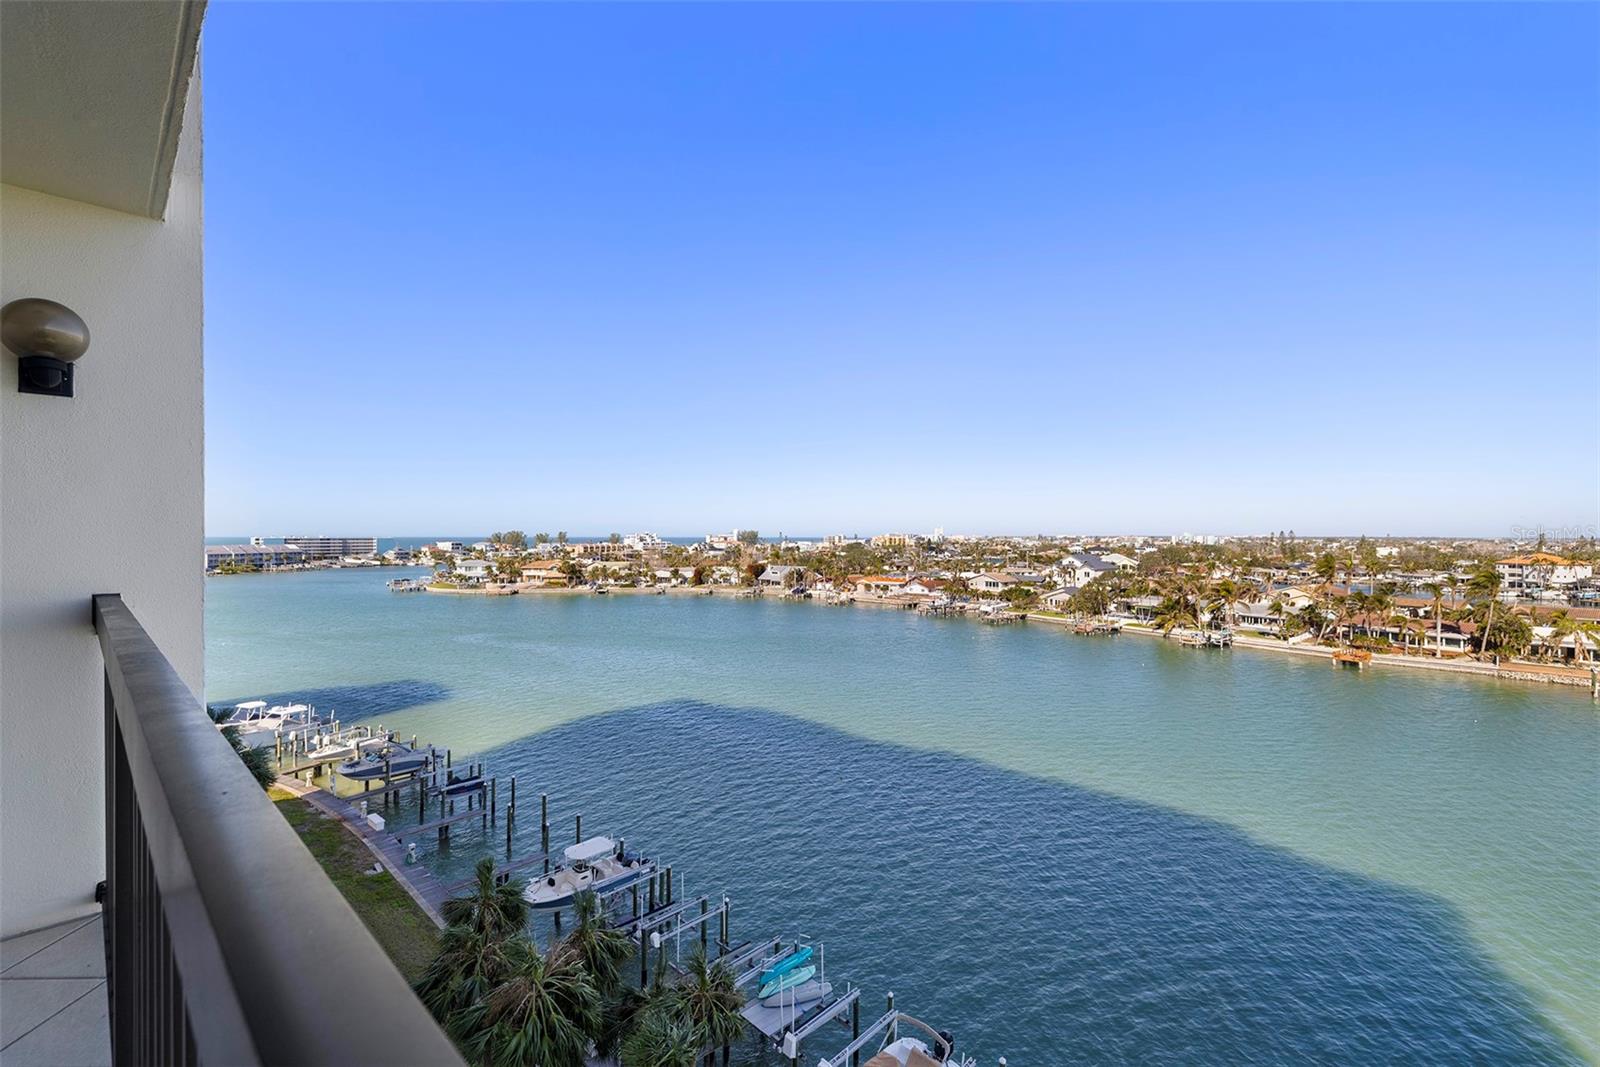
[[3, 298, 90, 397]]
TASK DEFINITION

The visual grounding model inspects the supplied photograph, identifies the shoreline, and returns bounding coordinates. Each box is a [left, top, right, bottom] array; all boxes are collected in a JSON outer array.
[[1023, 611, 1596, 689], [407, 580, 1598, 692]]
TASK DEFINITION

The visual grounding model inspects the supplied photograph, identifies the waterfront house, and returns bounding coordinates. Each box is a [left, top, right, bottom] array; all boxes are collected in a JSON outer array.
[[1057, 553, 1117, 588], [758, 564, 805, 589], [1118, 595, 1165, 621], [1495, 553, 1593, 593], [454, 558, 492, 580], [852, 574, 910, 596], [1043, 586, 1080, 609], [1002, 566, 1049, 585], [520, 559, 570, 586], [969, 572, 1019, 594], [1531, 625, 1600, 662], [435, 540, 465, 553], [1269, 587, 1317, 611], [653, 566, 695, 585], [1232, 600, 1285, 634], [1421, 624, 1476, 654], [901, 577, 950, 597], [1, 6, 462, 1060]]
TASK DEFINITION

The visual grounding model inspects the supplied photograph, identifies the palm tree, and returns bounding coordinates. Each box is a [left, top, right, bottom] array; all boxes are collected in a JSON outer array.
[[560, 891, 633, 997], [595, 985, 652, 1062], [1146, 572, 1193, 634], [458, 938, 600, 1067], [415, 859, 527, 1023], [1466, 565, 1503, 660], [1422, 581, 1450, 658], [1204, 578, 1248, 630], [416, 922, 514, 1027], [674, 949, 745, 1067], [442, 857, 527, 940], [1547, 610, 1599, 664], [1365, 586, 1395, 647], [619, 1006, 700, 1067]]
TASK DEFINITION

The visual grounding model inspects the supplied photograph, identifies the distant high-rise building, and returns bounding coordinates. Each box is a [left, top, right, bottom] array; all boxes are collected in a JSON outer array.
[[282, 535, 378, 559]]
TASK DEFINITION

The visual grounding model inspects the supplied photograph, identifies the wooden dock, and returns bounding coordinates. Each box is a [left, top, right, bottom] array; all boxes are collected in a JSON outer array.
[[442, 851, 550, 894], [1333, 647, 1373, 668], [395, 806, 488, 840], [299, 789, 454, 926]]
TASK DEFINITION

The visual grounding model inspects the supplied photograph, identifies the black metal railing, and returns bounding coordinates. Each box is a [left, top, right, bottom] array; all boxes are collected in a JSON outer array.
[[95, 593, 463, 1066]]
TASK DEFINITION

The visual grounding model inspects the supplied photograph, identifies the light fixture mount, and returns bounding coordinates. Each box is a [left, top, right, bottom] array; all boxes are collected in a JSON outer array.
[[2, 298, 90, 397]]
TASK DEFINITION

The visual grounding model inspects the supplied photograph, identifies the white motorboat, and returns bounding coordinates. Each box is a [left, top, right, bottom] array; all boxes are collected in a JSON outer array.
[[304, 730, 388, 763], [215, 700, 319, 748], [523, 836, 655, 911], [335, 742, 433, 781]]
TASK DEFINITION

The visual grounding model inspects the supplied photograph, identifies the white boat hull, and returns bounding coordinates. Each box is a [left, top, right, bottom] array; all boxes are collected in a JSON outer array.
[[524, 858, 655, 911]]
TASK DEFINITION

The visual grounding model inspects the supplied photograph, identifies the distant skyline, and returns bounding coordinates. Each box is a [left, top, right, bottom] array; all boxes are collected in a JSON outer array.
[[204, 3, 1598, 537]]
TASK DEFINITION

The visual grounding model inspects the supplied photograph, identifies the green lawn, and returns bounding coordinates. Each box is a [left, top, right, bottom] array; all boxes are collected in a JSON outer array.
[[271, 788, 440, 981]]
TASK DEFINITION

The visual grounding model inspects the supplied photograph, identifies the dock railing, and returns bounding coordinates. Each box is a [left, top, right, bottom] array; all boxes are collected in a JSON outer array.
[[94, 593, 463, 1066]]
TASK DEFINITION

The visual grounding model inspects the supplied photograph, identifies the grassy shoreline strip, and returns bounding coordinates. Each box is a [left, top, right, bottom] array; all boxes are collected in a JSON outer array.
[[270, 786, 439, 981]]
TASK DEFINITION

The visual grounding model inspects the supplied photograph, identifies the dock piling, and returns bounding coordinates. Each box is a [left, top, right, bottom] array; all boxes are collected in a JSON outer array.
[[575, 812, 582, 844]]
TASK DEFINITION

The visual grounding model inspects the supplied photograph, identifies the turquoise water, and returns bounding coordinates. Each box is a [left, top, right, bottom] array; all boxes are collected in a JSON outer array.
[[206, 569, 1600, 1064]]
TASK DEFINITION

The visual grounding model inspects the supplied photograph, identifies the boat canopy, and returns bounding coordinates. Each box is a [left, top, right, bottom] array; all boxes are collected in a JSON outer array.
[[563, 836, 615, 864], [235, 700, 268, 710]]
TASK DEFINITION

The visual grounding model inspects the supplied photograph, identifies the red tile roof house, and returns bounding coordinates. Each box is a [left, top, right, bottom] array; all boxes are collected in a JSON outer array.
[[851, 575, 910, 596]]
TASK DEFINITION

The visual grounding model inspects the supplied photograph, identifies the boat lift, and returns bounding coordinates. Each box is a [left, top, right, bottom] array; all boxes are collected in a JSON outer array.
[[647, 894, 730, 950]]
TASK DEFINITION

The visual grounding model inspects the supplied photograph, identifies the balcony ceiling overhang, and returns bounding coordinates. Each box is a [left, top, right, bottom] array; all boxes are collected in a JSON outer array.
[[1, 0, 205, 220]]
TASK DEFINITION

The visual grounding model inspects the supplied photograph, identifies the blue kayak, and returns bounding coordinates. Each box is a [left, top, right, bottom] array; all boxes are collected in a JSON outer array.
[[758, 946, 814, 987], [759, 964, 816, 1000]]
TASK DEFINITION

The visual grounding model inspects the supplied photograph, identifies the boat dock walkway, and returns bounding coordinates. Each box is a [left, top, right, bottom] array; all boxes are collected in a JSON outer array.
[[442, 850, 550, 894], [298, 787, 454, 927]]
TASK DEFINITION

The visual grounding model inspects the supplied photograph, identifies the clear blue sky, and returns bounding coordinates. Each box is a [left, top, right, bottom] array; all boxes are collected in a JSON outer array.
[[204, 3, 1597, 539]]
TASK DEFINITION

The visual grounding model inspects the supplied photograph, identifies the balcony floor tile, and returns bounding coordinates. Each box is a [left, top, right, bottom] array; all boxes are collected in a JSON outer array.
[[0, 917, 96, 975], [0, 978, 102, 1048], [0, 979, 109, 1066], [2, 920, 104, 980]]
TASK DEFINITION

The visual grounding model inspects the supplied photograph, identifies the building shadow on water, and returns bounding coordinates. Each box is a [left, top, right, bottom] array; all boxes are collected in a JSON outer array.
[[208, 679, 449, 719], [462, 700, 1582, 1066]]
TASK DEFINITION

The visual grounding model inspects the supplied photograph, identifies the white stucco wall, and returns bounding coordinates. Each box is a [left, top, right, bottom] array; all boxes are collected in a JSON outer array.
[[0, 74, 204, 938]]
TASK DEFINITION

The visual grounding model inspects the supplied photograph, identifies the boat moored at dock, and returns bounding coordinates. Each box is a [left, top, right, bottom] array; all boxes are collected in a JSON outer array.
[[335, 741, 434, 781], [523, 836, 655, 911], [215, 699, 320, 747]]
